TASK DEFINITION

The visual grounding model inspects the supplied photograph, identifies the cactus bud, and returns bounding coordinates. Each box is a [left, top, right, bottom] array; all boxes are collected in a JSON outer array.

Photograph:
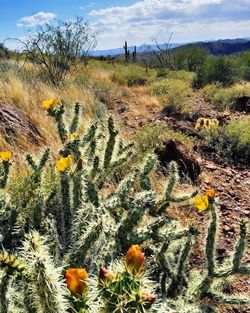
[[126, 245, 144, 273], [77, 157, 84, 169], [206, 189, 216, 199], [99, 267, 114, 284], [144, 294, 157, 308], [65, 268, 88, 296]]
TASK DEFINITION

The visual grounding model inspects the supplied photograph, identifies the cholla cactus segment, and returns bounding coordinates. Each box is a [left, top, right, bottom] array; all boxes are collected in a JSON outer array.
[[21, 231, 69, 313], [232, 219, 247, 272], [0, 157, 12, 189], [103, 116, 119, 169], [69, 102, 80, 134]]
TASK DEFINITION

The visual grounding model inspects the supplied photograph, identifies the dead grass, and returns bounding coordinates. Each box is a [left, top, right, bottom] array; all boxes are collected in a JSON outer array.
[[0, 68, 97, 157]]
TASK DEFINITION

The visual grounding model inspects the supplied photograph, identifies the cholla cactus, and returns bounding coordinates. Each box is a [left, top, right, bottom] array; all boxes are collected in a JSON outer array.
[[193, 191, 250, 304], [0, 101, 249, 312]]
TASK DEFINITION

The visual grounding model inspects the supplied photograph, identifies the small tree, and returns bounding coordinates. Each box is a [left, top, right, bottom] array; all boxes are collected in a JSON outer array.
[[17, 17, 97, 85], [0, 42, 9, 59], [151, 34, 176, 70]]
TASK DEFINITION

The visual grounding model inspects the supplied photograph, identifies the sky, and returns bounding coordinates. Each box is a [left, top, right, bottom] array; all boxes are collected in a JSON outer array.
[[0, 0, 250, 50]]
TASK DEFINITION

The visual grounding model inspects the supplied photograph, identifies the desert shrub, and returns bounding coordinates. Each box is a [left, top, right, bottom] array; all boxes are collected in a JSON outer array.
[[151, 78, 194, 114], [111, 63, 156, 86], [193, 57, 237, 88], [201, 83, 250, 110], [199, 116, 250, 164], [217, 117, 250, 164], [134, 122, 193, 153], [91, 81, 117, 104], [16, 17, 96, 86]]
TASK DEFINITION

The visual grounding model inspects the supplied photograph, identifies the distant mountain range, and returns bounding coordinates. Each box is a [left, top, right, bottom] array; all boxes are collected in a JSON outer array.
[[92, 43, 184, 57], [92, 38, 250, 57]]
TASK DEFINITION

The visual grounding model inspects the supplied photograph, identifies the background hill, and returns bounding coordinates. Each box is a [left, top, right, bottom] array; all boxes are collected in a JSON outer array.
[[93, 38, 250, 57]]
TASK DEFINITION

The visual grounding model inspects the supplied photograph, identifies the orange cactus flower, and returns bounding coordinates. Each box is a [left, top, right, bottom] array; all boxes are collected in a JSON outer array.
[[194, 195, 209, 211], [42, 98, 60, 111], [126, 245, 144, 273], [99, 267, 114, 283], [65, 268, 88, 296], [206, 189, 216, 199], [143, 293, 157, 309], [0, 151, 12, 162], [55, 155, 73, 172]]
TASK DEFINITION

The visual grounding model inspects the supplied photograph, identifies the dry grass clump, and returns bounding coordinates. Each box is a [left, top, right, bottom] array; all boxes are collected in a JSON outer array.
[[0, 63, 97, 156]]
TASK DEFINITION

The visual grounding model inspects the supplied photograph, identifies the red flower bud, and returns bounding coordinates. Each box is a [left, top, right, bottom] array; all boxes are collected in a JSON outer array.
[[99, 267, 114, 283]]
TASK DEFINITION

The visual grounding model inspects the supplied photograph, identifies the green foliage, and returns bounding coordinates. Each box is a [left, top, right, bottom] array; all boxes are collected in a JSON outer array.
[[193, 57, 237, 88], [111, 63, 155, 86], [133, 122, 193, 154], [151, 78, 194, 114], [208, 116, 250, 164], [201, 83, 250, 110], [174, 45, 208, 72], [18, 17, 96, 85]]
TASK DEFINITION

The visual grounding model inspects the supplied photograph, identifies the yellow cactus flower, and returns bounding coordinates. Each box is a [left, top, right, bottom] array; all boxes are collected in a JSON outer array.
[[194, 195, 209, 211], [42, 98, 60, 111], [206, 189, 216, 199], [0, 151, 12, 162], [55, 155, 73, 172]]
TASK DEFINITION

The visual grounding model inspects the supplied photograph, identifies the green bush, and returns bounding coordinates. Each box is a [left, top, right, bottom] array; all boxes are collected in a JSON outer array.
[[201, 83, 250, 110], [133, 122, 193, 154], [220, 117, 250, 164], [204, 116, 250, 164], [151, 78, 194, 114], [111, 63, 155, 86], [193, 57, 238, 88]]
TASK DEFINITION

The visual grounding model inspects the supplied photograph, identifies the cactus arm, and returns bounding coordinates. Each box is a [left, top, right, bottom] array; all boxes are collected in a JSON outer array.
[[60, 172, 72, 243], [69, 102, 80, 134], [67, 221, 102, 266], [232, 219, 247, 272], [103, 116, 118, 169], [0, 161, 11, 189]]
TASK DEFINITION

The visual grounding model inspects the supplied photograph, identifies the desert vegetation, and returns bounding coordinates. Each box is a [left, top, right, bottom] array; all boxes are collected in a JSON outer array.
[[0, 19, 249, 313]]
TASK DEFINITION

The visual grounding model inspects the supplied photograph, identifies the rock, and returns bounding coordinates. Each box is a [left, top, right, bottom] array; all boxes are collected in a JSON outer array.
[[155, 140, 201, 184], [234, 96, 250, 112], [0, 102, 42, 145]]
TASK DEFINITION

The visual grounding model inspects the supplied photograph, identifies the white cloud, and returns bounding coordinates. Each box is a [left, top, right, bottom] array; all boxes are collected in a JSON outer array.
[[88, 0, 250, 49], [17, 11, 57, 27]]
